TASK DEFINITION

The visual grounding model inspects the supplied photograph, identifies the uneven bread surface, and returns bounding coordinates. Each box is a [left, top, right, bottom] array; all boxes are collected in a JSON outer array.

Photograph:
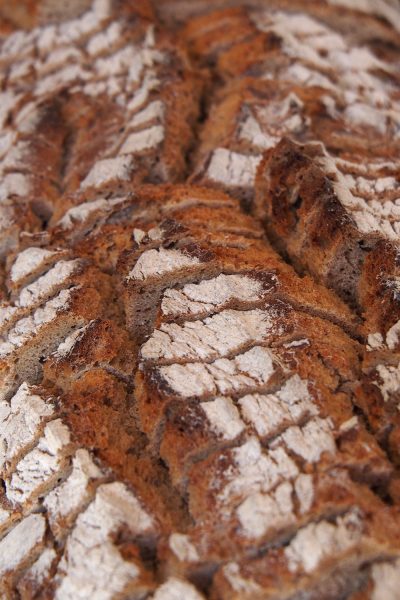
[[0, 0, 202, 257], [1, 1, 400, 599]]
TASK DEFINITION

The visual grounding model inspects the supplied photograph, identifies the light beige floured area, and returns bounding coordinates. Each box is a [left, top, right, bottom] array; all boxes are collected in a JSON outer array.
[[253, 10, 400, 114], [217, 437, 299, 507], [239, 375, 318, 438], [284, 509, 364, 573], [234, 472, 321, 540], [0, 513, 46, 580], [201, 397, 245, 440], [80, 155, 135, 190], [168, 533, 200, 562], [55, 482, 155, 599], [21, 547, 58, 593], [156, 345, 276, 398], [371, 559, 400, 600], [0, 397, 159, 596], [119, 124, 165, 155], [221, 562, 263, 595], [10, 247, 61, 286], [0, 383, 54, 476], [152, 577, 205, 600], [316, 151, 400, 241], [373, 363, 400, 406], [5, 419, 72, 507], [44, 449, 103, 538], [141, 309, 280, 362], [206, 148, 262, 189], [161, 274, 265, 318], [277, 417, 335, 463], [53, 323, 92, 358], [129, 248, 201, 281], [16, 260, 80, 309], [0, 288, 76, 359]]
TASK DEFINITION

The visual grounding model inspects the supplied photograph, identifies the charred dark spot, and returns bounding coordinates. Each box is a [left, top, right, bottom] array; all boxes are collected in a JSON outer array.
[[160, 218, 187, 238], [250, 270, 278, 292], [265, 31, 282, 50], [148, 367, 176, 397], [292, 195, 303, 210], [168, 403, 205, 434], [181, 243, 215, 263]]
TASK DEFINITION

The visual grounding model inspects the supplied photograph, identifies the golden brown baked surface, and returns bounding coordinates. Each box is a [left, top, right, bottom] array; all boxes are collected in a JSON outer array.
[[0, 1, 400, 598]]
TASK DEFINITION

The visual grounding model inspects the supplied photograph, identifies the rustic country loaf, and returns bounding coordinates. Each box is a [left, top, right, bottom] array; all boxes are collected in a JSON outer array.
[[1, 0, 400, 599]]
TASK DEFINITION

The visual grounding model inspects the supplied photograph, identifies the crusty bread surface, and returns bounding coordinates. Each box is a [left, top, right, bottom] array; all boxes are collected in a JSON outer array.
[[0, 1, 400, 599]]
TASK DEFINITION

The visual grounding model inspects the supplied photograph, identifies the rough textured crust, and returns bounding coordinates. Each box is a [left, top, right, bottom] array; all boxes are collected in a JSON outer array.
[[0, 0, 203, 257], [255, 138, 400, 325], [158, 0, 400, 43], [1, 1, 400, 599]]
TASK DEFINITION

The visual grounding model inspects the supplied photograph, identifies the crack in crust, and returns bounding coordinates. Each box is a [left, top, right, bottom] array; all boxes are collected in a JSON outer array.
[[0, 1, 400, 598]]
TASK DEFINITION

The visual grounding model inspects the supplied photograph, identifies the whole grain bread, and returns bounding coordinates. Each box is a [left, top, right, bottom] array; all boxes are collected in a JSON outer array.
[[1, 1, 400, 599]]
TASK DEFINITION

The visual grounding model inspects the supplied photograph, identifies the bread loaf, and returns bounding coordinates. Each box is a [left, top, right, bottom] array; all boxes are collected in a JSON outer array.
[[0, 1, 400, 598]]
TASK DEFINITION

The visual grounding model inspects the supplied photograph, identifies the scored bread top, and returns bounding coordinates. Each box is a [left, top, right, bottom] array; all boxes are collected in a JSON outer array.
[[0, 1, 400, 599]]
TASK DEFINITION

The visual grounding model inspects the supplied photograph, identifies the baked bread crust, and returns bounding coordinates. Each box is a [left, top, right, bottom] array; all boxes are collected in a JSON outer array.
[[0, 1, 400, 599]]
